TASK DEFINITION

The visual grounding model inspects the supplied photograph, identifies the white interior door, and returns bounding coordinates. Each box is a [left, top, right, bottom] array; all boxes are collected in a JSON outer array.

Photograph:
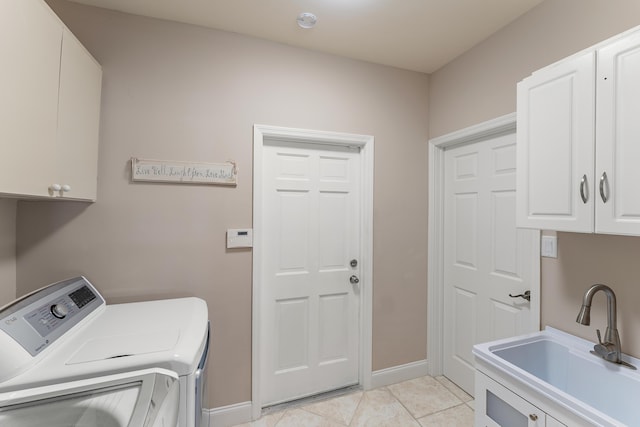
[[443, 132, 540, 395], [260, 140, 361, 406]]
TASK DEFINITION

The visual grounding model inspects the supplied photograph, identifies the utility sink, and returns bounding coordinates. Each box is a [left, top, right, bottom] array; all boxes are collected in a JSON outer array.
[[474, 327, 640, 426]]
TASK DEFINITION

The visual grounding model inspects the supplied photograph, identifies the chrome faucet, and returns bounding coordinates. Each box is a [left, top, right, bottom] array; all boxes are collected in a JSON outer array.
[[576, 284, 635, 369]]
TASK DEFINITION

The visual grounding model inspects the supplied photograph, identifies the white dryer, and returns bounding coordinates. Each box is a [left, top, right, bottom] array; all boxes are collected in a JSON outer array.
[[0, 276, 210, 427]]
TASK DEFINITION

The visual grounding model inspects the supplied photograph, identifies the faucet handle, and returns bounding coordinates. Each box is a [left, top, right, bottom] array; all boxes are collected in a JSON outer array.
[[594, 329, 617, 361], [594, 344, 617, 361]]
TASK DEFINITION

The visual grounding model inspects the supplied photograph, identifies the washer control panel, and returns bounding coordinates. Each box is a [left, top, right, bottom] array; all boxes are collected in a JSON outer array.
[[0, 277, 104, 356]]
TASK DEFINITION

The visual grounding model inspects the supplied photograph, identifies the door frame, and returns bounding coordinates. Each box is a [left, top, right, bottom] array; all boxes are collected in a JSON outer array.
[[252, 124, 374, 418], [427, 113, 540, 376]]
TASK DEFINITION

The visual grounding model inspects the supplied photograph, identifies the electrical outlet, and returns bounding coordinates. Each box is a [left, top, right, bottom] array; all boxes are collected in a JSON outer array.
[[541, 236, 557, 258]]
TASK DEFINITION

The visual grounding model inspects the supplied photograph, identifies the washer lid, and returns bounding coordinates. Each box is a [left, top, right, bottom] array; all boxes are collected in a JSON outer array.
[[0, 368, 179, 427], [66, 329, 180, 364]]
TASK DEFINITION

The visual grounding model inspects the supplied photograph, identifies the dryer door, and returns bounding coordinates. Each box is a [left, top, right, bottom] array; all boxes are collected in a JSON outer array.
[[0, 368, 179, 427]]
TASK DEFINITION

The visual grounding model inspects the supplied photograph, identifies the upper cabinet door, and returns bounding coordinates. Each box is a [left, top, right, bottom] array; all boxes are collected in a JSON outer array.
[[596, 31, 640, 235], [56, 29, 102, 201], [516, 52, 596, 232], [0, 0, 62, 197], [0, 0, 102, 201]]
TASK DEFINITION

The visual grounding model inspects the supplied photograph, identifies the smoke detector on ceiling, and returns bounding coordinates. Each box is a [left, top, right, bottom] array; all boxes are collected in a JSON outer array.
[[297, 12, 317, 29]]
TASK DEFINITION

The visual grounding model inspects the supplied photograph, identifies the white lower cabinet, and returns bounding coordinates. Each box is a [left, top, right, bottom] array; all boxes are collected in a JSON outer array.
[[475, 372, 566, 427]]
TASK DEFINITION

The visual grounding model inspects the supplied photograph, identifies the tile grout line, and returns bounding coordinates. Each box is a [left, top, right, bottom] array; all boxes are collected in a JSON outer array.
[[388, 377, 466, 422], [296, 388, 365, 426], [343, 389, 365, 426], [385, 384, 420, 423], [419, 402, 472, 421]]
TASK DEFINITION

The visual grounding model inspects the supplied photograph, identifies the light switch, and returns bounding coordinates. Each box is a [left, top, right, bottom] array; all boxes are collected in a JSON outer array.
[[227, 229, 253, 248], [541, 236, 557, 258]]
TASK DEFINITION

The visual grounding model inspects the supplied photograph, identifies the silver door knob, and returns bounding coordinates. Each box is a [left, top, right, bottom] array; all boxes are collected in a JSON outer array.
[[350, 275, 360, 284]]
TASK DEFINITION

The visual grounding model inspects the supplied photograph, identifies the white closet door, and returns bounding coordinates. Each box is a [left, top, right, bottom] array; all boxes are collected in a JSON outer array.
[[444, 132, 540, 395]]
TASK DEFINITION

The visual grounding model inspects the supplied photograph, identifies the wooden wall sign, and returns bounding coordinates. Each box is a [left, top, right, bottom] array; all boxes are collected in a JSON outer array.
[[131, 158, 237, 185]]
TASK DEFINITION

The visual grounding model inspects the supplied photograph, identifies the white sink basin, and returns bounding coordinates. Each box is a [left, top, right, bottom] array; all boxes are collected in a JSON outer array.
[[473, 327, 640, 426]]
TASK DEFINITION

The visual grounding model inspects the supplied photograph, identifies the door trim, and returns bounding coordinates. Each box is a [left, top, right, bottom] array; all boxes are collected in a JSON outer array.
[[427, 113, 540, 376], [252, 124, 374, 419]]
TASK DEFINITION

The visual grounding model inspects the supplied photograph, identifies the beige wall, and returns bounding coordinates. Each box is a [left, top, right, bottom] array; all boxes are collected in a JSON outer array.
[[0, 199, 16, 307], [429, 0, 640, 138], [429, 0, 640, 357], [542, 233, 640, 356], [18, 0, 430, 409]]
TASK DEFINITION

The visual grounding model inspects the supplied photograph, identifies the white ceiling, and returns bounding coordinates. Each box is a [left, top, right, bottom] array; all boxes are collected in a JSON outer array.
[[67, 0, 544, 74]]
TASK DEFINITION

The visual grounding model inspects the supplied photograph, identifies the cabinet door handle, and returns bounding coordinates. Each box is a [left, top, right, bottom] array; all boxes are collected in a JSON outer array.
[[580, 174, 589, 203], [599, 171, 609, 203], [529, 413, 538, 421]]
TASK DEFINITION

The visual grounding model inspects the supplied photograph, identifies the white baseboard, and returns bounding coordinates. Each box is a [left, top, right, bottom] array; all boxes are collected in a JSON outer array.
[[370, 359, 429, 389], [205, 401, 253, 427]]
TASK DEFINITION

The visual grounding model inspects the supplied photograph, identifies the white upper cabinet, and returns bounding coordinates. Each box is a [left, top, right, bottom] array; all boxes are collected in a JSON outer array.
[[595, 31, 640, 235], [0, 0, 62, 198], [517, 26, 640, 235], [516, 52, 596, 232], [0, 0, 102, 201], [56, 29, 102, 201]]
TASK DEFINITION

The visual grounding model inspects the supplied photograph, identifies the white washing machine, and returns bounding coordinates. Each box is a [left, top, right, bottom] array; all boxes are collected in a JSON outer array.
[[0, 276, 210, 427], [0, 368, 180, 427]]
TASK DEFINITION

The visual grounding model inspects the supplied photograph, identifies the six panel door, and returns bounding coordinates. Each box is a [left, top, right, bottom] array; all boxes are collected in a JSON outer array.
[[260, 141, 361, 406]]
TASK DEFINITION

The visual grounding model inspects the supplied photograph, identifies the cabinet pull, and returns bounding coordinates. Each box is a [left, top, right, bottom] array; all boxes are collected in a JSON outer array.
[[580, 174, 589, 203], [599, 172, 609, 203], [529, 413, 538, 421]]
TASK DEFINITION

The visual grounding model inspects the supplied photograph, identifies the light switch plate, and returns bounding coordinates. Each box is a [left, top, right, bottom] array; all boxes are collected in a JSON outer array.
[[541, 235, 557, 258], [227, 229, 253, 248]]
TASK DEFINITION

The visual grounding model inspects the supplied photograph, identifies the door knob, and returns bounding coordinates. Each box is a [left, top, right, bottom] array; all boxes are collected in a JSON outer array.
[[350, 275, 360, 284]]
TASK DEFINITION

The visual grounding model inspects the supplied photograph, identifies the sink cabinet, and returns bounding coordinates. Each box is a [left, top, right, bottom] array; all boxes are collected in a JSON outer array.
[[476, 372, 566, 427], [516, 26, 640, 235], [0, 0, 102, 201]]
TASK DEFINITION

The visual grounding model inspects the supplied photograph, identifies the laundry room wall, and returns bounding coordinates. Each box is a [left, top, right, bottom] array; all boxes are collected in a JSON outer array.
[[0, 199, 16, 307], [16, 0, 430, 409], [429, 0, 640, 138], [428, 0, 640, 357]]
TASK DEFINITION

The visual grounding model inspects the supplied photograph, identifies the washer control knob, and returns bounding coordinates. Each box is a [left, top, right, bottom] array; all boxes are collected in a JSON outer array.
[[51, 304, 69, 319]]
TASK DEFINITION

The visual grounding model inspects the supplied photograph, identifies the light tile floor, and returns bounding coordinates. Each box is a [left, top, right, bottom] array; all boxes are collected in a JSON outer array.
[[232, 375, 474, 427]]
